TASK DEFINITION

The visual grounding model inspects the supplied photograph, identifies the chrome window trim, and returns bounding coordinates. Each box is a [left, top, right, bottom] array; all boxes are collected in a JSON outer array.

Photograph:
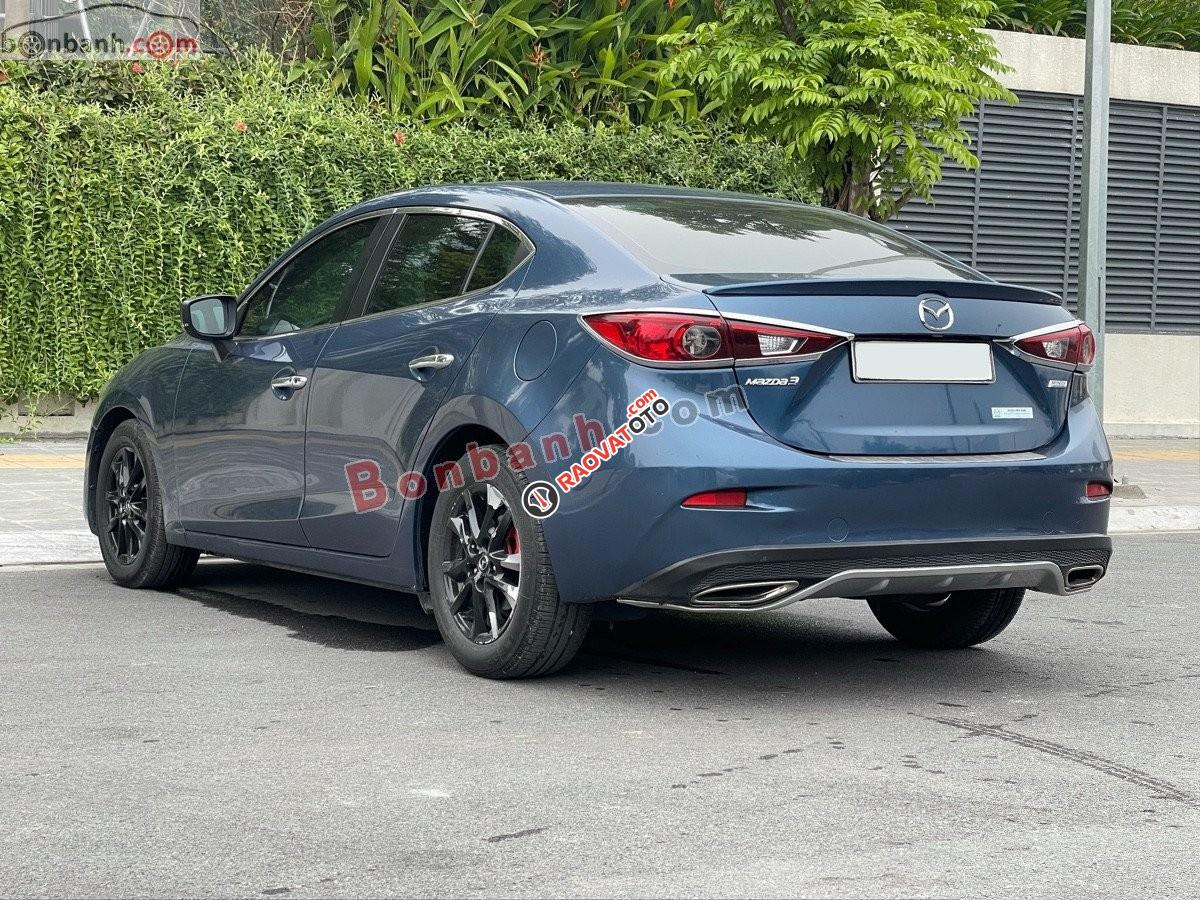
[[232, 206, 535, 340]]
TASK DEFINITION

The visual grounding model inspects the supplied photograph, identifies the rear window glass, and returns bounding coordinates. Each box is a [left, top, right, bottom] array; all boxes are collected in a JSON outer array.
[[564, 196, 980, 281], [467, 226, 530, 293], [364, 214, 491, 316]]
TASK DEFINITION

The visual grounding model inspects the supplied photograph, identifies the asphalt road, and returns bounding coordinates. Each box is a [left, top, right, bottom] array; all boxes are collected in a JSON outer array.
[[1, 533, 1197, 898]]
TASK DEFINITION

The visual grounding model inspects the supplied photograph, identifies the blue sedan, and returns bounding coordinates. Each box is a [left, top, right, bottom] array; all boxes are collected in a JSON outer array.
[[86, 182, 1113, 677]]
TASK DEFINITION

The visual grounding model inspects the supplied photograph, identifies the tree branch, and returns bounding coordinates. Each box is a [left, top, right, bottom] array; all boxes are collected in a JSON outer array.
[[771, 0, 801, 43]]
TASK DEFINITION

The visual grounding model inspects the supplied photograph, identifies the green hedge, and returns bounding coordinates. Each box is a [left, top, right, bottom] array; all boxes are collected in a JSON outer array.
[[0, 59, 817, 402]]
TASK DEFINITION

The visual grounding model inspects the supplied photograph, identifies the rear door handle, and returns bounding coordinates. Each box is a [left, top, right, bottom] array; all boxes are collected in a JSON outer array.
[[409, 353, 455, 374], [270, 374, 308, 392]]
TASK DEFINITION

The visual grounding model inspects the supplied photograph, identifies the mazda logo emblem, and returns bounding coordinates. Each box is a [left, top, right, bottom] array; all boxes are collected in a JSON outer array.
[[917, 297, 954, 331]]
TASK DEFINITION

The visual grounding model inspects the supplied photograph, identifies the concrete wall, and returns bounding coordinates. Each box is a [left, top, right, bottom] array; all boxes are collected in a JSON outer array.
[[983, 29, 1200, 107], [1104, 335, 1200, 438]]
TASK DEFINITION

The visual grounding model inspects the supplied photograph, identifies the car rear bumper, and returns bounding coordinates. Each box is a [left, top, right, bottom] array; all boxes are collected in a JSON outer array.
[[526, 356, 1113, 605], [615, 534, 1112, 611]]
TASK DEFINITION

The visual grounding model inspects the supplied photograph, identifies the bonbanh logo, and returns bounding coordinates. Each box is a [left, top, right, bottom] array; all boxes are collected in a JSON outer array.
[[0, 1, 220, 61], [17, 30, 47, 59]]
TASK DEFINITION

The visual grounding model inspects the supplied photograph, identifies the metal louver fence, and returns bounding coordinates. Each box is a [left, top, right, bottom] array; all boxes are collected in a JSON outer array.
[[893, 91, 1200, 335]]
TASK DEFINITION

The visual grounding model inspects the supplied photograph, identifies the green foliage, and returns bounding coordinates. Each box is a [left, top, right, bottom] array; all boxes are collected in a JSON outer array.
[[665, 0, 1016, 222], [0, 55, 817, 402], [990, 0, 1200, 52], [297, 0, 711, 123]]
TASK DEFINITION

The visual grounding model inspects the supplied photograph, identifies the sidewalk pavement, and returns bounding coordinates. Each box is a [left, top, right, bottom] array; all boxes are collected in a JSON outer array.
[[1, 437, 1197, 567]]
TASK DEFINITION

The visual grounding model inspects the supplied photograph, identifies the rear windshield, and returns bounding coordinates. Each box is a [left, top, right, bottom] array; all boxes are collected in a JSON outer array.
[[564, 196, 981, 282]]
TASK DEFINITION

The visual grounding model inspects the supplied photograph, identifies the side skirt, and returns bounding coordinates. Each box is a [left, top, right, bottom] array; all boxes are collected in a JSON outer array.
[[173, 530, 418, 595]]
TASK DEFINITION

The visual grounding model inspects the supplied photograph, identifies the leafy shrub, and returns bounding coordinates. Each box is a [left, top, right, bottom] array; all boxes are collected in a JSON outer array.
[[299, 0, 712, 124], [665, 0, 1015, 221], [0, 56, 816, 402]]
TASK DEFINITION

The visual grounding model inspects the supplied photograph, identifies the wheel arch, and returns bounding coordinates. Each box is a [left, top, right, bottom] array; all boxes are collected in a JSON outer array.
[[411, 422, 509, 593], [405, 389, 534, 591], [86, 405, 140, 532]]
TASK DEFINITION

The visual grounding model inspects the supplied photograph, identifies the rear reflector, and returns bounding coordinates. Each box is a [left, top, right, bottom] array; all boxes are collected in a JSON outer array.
[[1014, 323, 1097, 370], [582, 312, 847, 367], [1086, 481, 1112, 499], [682, 489, 748, 509]]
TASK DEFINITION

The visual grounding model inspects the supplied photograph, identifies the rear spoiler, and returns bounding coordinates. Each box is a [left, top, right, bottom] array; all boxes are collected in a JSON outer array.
[[699, 278, 1063, 306]]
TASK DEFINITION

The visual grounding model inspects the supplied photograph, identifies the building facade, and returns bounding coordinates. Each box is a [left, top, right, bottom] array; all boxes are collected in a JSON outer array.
[[894, 30, 1200, 437]]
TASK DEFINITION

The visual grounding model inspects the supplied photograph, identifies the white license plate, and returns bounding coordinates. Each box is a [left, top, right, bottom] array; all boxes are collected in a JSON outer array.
[[852, 341, 994, 383]]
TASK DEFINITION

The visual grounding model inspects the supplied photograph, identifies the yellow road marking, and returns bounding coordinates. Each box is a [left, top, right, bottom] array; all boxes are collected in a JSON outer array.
[[1112, 450, 1199, 462], [0, 454, 86, 469]]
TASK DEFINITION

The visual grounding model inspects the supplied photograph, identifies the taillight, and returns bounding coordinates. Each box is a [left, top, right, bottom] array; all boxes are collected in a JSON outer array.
[[1085, 481, 1112, 500], [1013, 323, 1097, 370], [582, 312, 847, 366], [682, 489, 748, 508], [583, 312, 731, 365], [726, 320, 848, 360]]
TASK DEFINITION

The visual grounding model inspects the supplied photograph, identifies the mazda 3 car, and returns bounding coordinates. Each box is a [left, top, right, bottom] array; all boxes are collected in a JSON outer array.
[[86, 182, 1113, 677]]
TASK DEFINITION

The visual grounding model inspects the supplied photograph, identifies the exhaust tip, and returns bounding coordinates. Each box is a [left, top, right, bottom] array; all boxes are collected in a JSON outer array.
[[690, 580, 800, 608], [1065, 564, 1105, 589]]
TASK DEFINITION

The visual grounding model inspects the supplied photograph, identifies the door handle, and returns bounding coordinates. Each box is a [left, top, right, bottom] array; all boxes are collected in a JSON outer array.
[[409, 353, 455, 373], [270, 374, 308, 392]]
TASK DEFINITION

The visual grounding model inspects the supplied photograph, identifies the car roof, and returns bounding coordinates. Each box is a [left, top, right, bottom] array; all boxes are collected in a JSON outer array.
[[322, 180, 820, 242], [496, 180, 808, 204], [351, 180, 812, 212]]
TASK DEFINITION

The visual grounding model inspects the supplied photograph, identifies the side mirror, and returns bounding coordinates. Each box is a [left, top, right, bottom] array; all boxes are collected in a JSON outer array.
[[182, 294, 239, 341]]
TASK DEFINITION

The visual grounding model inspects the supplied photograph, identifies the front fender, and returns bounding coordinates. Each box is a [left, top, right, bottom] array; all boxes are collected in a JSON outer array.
[[84, 345, 192, 534]]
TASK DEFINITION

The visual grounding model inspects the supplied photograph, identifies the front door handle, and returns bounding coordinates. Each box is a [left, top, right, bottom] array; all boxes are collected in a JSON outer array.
[[409, 353, 455, 374], [270, 374, 308, 392]]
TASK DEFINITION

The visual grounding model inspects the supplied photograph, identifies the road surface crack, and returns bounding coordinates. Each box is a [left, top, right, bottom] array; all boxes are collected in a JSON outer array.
[[921, 715, 1198, 807]]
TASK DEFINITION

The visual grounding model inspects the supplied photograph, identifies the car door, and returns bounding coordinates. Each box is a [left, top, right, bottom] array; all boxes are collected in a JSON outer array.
[[173, 214, 384, 543], [299, 209, 532, 557]]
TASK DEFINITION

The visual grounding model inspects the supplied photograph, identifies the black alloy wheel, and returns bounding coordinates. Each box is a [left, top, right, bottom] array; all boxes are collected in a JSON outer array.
[[441, 483, 522, 644], [95, 419, 198, 589], [427, 445, 592, 678], [104, 444, 148, 566]]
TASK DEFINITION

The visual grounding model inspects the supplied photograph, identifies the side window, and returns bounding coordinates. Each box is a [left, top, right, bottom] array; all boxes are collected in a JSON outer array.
[[467, 227, 530, 293], [240, 218, 377, 338], [363, 214, 493, 317]]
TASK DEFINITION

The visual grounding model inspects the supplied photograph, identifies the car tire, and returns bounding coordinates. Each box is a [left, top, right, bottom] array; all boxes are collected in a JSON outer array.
[[427, 446, 591, 678], [867, 588, 1025, 649], [96, 419, 199, 589]]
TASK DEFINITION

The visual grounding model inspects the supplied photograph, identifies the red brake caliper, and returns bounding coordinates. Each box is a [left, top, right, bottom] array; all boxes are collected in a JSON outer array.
[[505, 526, 520, 556]]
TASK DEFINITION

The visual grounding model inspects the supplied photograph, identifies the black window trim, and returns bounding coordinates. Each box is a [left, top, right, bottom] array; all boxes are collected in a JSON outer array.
[[346, 205, 536, 324], [233, 211, 390, 342]]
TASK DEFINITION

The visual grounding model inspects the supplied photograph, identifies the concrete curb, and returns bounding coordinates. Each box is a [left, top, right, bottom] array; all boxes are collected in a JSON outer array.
[[1108, 506, 1200, 534]]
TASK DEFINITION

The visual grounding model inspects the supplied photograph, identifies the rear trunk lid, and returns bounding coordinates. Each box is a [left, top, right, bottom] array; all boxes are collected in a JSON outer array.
[[698, 278, 1079, 456]]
